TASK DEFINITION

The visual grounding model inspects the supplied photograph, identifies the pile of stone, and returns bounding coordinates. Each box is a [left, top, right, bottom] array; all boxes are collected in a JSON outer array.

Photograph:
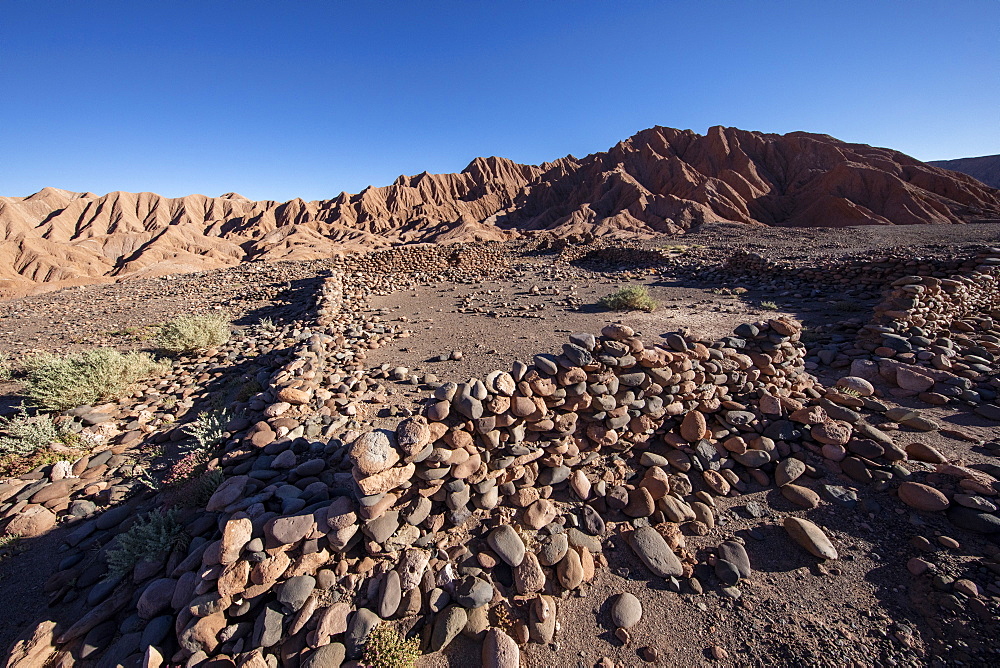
[[343, 242, 511, 276], [851, 253, 1000, 417], [9, 259, 1000, 668]]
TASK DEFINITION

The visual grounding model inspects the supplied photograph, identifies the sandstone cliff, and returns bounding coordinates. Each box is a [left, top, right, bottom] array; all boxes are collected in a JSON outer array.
[[3, 126, 999, 297]]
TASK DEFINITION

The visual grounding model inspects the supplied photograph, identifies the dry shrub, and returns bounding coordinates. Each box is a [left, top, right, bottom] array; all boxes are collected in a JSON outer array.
[[24, 348, 166, 410], [155, 313, 231, 353], [599, 285, 658, 312]]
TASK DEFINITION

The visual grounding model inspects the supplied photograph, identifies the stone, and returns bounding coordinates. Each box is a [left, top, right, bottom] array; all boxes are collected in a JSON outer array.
[[718, 541, 751, 578], [136, 578, 176, 620], [483, 628, 520, 668], [947, 506, 1000, 534], [431, 606, 468, 652], [265, 514, 315, 546], [897, 482, 950, 512], [350, 430, 399, 475], [487, 525, 525, 567], [206, 475, 248, 512], [775, 458, 806, 487], [629, 526, 683, 577], [783, 517, 838, 560], [570, 470, 592, 500], [610, 592, 642, 629], [905, 442, 947, 464], [781, 484, 820, 509], [301, 643, 346, 668], [278, 575, 316, 612], [354, 463, 416, 496], [836, 376, 874, 396], [4, 505, 56, 537], [220, 516, 253, 564], [345, 608, 380, 658], [454, 576, 494, 608], [379, 570, 402, 618], [557, 548, 584, 590], [523, 498, 557, 530], [680, 411, 707, 442], [810, 421, 852, 446], [514, 552, 546, 594]]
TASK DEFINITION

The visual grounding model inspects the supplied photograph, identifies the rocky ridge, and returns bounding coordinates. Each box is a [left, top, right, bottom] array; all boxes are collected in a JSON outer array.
[[3, 126, 1000, 298]]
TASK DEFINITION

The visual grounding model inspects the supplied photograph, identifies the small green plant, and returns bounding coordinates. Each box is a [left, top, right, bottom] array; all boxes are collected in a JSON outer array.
[[184, 407, 233, 451], [256, 317, 276, 332], [599, 285, 658, 312], [23, 348, 166, 410], [105, 509, 189, 576], [155, 313, 231, 353], [0, 407, 59, 455], [181, 469, 224, 508], [363, 623, 421, 668], [759, 300, 778, 310]]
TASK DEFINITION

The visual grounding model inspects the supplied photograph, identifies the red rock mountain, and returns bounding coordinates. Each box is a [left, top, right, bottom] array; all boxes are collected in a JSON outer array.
[[929, 155, 1000, 190], [3, 126, 999, 297]]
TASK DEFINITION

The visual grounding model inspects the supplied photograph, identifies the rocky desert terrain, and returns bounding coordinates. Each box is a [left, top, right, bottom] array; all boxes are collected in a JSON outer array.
[[3, 127, 1000, 668]]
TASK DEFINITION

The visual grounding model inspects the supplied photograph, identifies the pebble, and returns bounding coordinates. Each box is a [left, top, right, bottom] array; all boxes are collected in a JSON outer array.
[[610, 592, 642, 628], [783, 517, 838, 560]]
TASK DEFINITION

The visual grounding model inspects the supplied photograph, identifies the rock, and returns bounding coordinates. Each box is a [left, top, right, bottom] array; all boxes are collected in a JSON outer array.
[[379, 570, 402, 618], [680, 411, 707, 442], [905, 442, 947, 464], [948, 506, 1000, 534], [6, 620, 58, 668], [836, 377, 874, 396], [431, 606, 468, 651], [277, 387, 311, 405], [781, 484, 820, 509], [345, 608, 380, 659], [278, 575, 316, 612], [810, 421, 852, 445], [570, 470, 592, 500], [483, 627, 520, 668], [974, 404, 1000, 421], [718, 541, 751, 578], [220, 516, 253, 564], [514, 552, 546, 594], [539, 533, 569, 566], [354, 463, 416, 496], [265, 514, 315, 546], [523, 498, 557, 530], [629, 526, 683, 577], [206, 475, 248, 512], [350, 430, 399, 475], [783, 517, 838, 560], [454, 576, 494, 608], [774, 457, 806, 487], [136, 578, 176, 619], [487, 525, 525, 567], [610, 592, 642, 629], [301, 643, 346, 668], [896, 367, 935, 392], [897, 482, 950, 512], [4, 505, 56, 537], [557, 548, 584, 590]]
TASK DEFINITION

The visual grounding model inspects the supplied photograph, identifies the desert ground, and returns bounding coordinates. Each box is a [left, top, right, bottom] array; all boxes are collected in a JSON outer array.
[[2, 222, 1000, 668]]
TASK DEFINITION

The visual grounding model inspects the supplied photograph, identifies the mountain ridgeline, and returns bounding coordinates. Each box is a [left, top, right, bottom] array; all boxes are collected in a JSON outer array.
[[2, 125, 999, 297]]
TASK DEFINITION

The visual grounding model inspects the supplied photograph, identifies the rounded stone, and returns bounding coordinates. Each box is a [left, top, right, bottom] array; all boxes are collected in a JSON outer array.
[[610, 592, 642, 629]]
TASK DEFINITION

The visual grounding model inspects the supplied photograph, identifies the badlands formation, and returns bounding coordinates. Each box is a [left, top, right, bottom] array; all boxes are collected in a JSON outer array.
[[2, 126, 1000, 298], [0, 127, 999, 668]]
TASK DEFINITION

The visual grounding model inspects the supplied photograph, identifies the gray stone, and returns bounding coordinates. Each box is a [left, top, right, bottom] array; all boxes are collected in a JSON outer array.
[[629, 526, 683, 577], [610, 592, 642, 629]]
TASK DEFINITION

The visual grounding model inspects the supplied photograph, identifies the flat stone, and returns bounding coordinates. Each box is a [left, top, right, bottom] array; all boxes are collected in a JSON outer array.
[[430, 605, 467, 652], [947, 506, 1000, 534], [629, 526, 683, 577], [781, 484, 820, 509], [487, 525, 525, 567], [898, 482, 950, 512], [718, 540, 751, 578], [783, 517, 838, 560], [301, 643, 346, 668], [278, 575, 316, 612]]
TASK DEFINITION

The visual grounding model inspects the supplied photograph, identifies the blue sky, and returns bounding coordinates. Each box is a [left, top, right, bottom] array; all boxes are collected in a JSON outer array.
[[1, 1, 997, 201]]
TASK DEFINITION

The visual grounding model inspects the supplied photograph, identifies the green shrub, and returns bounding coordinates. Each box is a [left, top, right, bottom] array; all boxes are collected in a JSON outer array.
[[105, 509, 189, 576], [184, 407, 233, 450], [760, 300, 778, 310], [0, 352, 13, 382], [363, 623, 421, 668], [599, 285, 658, 312], [155, 313, 231, 353], [23, 348, 166, 410], [0, 408, 59, 455]]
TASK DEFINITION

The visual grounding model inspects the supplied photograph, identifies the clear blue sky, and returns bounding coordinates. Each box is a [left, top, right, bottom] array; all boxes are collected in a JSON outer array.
[[2, 1, 997, 202]]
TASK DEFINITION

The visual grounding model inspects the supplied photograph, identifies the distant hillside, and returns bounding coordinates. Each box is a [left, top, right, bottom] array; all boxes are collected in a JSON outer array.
[[928, 155, 1000, 189], [3, 126, 1000, 298]]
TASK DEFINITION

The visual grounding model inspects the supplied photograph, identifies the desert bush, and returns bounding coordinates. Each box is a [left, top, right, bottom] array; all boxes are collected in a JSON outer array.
[[363, 623, 421, 668], [184, 407, 233, 451], [0, 352, 13, 382], [155, 313, 231, 353], [23, 348, 166, 410], [0, 407, 59, 455], [599, 285, 658, 312], [760, 300, 779, 310], [832, 299, 864, 313], [105, 509, 188, 576]]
